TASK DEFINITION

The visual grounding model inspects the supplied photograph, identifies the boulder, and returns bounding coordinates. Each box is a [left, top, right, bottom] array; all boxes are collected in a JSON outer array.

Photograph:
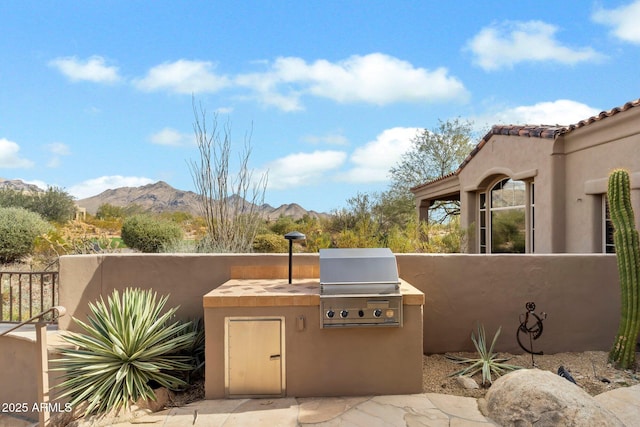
[[480, 369, 624, 427]]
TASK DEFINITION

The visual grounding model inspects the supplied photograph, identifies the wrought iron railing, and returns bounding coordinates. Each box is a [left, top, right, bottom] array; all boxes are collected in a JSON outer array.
[[0, 271, 59, 323]]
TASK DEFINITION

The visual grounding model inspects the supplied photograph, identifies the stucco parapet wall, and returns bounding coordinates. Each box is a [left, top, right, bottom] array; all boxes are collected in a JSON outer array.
[[203, 279, 424, 308]]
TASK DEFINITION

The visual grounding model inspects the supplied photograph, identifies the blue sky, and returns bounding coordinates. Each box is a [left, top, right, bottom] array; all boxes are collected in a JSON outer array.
[[1, 1, 640, 213]]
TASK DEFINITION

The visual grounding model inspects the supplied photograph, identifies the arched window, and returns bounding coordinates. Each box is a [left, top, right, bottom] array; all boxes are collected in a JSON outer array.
[[479, 178, 532, 253], [490, 178, 526, 253]]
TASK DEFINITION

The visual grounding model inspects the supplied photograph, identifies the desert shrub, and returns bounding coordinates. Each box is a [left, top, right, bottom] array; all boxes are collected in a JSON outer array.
[[121, 214, 183, 253], [0, 187, 75, 223], [32, 186, 77, 223], [95, 203, 126, 220], [0, 207, 52, 263], [269, 216, 297, 235], [252, 233, 289, 253], [54, 288, 196, 415]]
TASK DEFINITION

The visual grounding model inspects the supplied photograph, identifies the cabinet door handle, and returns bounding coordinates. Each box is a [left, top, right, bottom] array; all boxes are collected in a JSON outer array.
[[269, 354, 281, 360]]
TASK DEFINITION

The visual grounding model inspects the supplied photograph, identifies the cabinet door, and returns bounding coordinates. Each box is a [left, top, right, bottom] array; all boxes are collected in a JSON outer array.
[[226, 318, 284, 396]]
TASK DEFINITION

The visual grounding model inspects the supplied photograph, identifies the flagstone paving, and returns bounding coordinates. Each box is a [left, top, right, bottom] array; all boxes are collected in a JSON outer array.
[[108, 385, 639, 427]]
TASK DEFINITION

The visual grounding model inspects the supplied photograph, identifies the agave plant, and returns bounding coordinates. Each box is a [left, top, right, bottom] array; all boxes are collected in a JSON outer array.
[[53, 288, 196, 415], [446, 324, 521, 386]]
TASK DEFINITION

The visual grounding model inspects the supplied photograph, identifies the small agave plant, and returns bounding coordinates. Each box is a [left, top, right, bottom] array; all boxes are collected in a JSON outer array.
[[446, 324, 521, 387], [53, 288, 196, 416]]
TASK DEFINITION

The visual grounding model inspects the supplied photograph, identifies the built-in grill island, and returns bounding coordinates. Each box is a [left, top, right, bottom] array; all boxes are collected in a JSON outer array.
[[203, 250, 424, 400], [320, 248, 402, 328]]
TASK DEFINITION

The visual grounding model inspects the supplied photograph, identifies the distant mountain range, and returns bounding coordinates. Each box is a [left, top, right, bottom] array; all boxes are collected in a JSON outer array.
[[0, 178, 43, 193], [0, 178, 327, 220]]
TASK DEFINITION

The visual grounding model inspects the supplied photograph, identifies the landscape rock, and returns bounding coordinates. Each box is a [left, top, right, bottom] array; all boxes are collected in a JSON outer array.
[[455, 375, 480, 389], [481, 369, 625, 426]]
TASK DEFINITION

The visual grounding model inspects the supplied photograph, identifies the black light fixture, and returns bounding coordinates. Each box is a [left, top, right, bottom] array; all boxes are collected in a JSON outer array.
[[284, 231, 306, 284]]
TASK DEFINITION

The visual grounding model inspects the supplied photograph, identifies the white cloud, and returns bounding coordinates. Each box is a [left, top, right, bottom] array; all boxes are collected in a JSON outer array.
[[23, 179, 48, 191], [302, 132, 349, 146], [69, 175, 155, 199], [0, 138, 34, 168], [236, 53, 468, 110], [215, 107, 234, 114], [49, 55, 121, 83], [467, 21, 603, 71], [338, 127, 418, 183], [478, 99, 601, 126], [260, 150, 347, 190], [45, 142, 71, 168], [150, 128, 193, 147], [593, 1, 640, 44], [46, 142, 71, 156], [134, 60, 231, 94]]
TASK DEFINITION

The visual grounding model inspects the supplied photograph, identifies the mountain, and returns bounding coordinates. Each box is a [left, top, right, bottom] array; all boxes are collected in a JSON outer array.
[[0, 178, 44, 193], [77, 181, 328, 220]]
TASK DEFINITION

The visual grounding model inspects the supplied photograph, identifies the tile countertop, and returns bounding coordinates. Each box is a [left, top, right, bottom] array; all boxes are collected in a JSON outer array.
[[203, 279, 424, 308]]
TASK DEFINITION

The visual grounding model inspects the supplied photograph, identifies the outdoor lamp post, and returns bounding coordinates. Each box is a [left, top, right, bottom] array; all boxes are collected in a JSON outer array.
[[284, 231, 306, 284]]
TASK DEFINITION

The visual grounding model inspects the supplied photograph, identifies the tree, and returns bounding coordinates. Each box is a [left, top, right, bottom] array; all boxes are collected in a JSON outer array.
[[389, 118, 475, 221], [0, 207, 52, 263], [188, 100, 268, 253], [33, 186, 77, 223], [0, 186, 76, 223]]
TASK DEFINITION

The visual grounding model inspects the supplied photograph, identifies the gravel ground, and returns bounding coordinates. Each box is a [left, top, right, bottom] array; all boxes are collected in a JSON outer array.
[[422, 351, 640, 398]]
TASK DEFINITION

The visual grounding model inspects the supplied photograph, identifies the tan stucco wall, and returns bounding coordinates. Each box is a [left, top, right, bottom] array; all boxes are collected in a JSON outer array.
[[0, 333, 66, 422], [457, 134, 557, 253], [203, 304, 424, 399], [0, 252, 620, 412], [396, 254, 622, 354], [562, 108, 640, 253], [0, 336, 39, 420], [415, 107, 640, 254], [57, 253, 624, 354], [57, 253, 319, 332]]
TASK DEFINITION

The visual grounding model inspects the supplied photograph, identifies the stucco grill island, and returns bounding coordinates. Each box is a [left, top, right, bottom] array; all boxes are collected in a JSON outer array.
[[203, 249, 424, 399]]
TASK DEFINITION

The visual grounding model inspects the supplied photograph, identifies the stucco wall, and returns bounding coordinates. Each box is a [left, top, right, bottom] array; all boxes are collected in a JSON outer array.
[[0, 333, 66, 422], [0, 336, 39, 420], [457, 134, 557, 253], [57, 253, 624, 354], [203, 304, 424, 399], [562, 109, 640, 253]]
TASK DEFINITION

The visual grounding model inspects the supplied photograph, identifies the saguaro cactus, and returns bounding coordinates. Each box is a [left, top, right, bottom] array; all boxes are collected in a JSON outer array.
[[608, 169, 640, 369]]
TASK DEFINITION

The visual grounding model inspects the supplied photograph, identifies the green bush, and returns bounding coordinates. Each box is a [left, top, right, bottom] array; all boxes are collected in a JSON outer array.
[[0, 187, 76, 223], [252, 233, 289, 253], [54, 288, 196, 415], [0, 207, 51, 263], [121, 214, 183, 253]]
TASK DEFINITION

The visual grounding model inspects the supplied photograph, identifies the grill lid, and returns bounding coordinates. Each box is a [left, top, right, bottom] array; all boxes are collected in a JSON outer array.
[[319, 248, 400, 294]]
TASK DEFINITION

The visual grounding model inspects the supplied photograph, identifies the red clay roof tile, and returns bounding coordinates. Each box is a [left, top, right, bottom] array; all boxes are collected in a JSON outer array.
[[411, 98, 640, 192]]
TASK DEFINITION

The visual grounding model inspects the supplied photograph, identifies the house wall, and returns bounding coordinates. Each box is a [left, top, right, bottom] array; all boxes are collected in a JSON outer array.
[[456, 134, 558, 253], [561, 108, 640, 253], [57, 253, 625, 354]]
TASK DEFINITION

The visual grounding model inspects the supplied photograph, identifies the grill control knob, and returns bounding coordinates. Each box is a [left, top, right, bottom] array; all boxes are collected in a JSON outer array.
[[326, 310, 335, 318], [340, 310, 349, 318], [358, 310, 364, 317], [373, 308, 382, 318]]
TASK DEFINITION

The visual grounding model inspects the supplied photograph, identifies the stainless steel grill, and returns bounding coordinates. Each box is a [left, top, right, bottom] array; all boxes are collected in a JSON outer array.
[[319, 248, 402, 328]]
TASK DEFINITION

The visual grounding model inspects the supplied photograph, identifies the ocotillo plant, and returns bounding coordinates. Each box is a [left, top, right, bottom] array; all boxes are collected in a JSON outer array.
[[608, 169, 640, 369]]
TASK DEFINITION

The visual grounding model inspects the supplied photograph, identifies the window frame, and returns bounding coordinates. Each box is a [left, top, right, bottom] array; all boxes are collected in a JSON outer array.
[[603, 195, 615, 254], [478, 177, 534, 254]]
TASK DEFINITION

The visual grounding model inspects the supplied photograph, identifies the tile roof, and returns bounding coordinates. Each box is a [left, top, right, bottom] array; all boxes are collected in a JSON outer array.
[[411, 98, 640, 192]]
